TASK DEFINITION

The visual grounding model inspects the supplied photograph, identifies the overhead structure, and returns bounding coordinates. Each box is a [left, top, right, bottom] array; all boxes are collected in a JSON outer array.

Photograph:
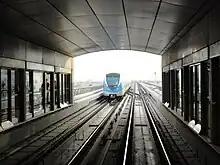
[[0, 0, 214, 57]]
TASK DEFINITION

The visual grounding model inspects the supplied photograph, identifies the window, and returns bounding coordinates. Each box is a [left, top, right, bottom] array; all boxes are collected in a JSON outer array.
[[196, 65, 201, 123], [176, 69, 182, 115], [189, 64, 201, 123], [33, 71, 44, 116], [55, 73, 60, 108], [1, 69, 8, 122], [11, 70, 19, 123], [45, 73, 51, 112]]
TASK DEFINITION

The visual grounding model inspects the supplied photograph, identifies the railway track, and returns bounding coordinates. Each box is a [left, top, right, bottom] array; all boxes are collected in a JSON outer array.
[[0, 84, 202, 165], [0, 96, 109, 165], [138, 83, 201, 165], [64, 86, 135, 165]]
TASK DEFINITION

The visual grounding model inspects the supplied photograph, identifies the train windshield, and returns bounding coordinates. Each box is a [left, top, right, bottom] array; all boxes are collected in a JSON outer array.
[[106, 73, 120, 86]]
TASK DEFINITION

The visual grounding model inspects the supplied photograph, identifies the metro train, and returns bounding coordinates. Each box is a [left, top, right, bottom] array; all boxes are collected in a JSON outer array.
[[103, 73, 129, 98]]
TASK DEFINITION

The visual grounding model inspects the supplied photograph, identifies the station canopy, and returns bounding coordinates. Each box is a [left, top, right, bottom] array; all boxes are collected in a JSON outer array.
[[0, 0, 212, 57]]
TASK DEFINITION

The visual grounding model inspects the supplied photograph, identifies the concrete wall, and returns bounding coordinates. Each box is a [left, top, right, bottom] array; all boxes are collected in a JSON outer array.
[[0, 33, 73, 70], [162, 3, 220, 68]]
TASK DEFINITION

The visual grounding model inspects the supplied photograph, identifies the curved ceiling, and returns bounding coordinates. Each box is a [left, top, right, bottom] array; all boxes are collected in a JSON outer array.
[[0, 0, 212, 57]]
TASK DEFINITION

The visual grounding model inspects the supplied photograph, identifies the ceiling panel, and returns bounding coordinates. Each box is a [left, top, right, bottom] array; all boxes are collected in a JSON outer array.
[[3, 0, 58, 16], [48, 0, 93, 16], [129, 28, 150, 47], [69, 15, 100, 28], [88, 35, 111, 42], [127, 17, 154, 30], [162, 0, 206, 8], [131, 45, 146, 52], [97, 15, 126, 28], [153, 20, 182, 34], [148, 38, 169, 49], [96, 41, 115, 50], [82, 27, 107, 36], [150, 31, 175, 43], [85, 46, 101, 53], [125, 0, 160, 18], [88, 0, 123, 15], [158, 3, 194, 24], [146, 46, 161, 54], [111, 34, 129, 41], [105, 27, 128, 36]]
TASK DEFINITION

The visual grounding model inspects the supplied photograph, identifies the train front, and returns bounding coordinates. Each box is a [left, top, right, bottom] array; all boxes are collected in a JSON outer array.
[[103, 73, 123, 98]]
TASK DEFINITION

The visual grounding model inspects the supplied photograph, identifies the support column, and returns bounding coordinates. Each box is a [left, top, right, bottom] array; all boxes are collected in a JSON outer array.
[[61, 74, 64, 104], [181, 68, 184, 116], [211, 58, 220, 144], [170, 70, 175, 110], [195, 66, 199, 123], [56, 73, 60, 108], [201, 61, 209, 135], [183, 66, 190, 121], [67, 74, 71, 103], [70, 70, 74, 104], [0, 69, 2, 124], [189, 66, 194, 121], [50, 72, 55, 111], [162, 72, 165, 103], [18, 69, 26, 122], [42, 72, 46, 112], [29, 71, 34, 117], [167, 72, 170, 105], [7, 70, 12, 121]]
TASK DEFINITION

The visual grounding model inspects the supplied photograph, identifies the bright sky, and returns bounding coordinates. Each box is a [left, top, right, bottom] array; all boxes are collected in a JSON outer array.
[[73, 50, 161, 82]]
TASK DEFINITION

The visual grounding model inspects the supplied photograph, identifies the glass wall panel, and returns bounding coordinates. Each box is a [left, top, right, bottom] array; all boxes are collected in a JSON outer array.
[[192, 66, 196, 119], [1, 69, 8, 122], [11, 70, 19, 123], [55, 73, 59, 108], [33, 71, 44, 116], [176, 69, 182, 115], [60, 74, 63, 104], [45, 73, 50, 112], [26, 71, 30, 117], [189, 64, 201, 123], [63, 74, 65, 104], [65, 74, 70, 104], [196, 65, 201, 123]]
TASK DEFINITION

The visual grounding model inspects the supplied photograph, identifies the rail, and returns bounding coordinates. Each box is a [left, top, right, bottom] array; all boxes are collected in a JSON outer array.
[[139, 85, 171, 165], [122, 84, 135, 165]]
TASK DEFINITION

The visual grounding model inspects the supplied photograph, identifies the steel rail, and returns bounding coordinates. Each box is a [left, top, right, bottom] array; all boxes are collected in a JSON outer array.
[[0, 98, 105, 161], [66, 97, 127, 165], [122, 84, 135, 165], [139, 85, 172, 165]]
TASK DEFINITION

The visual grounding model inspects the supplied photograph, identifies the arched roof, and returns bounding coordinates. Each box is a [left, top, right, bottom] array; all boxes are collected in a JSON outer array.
[[0, 0, 214, 57]]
